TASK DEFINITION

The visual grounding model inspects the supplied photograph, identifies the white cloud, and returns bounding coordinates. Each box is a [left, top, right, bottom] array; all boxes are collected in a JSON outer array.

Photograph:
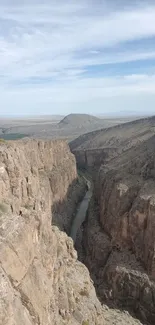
[[0, 1, 155, 115]]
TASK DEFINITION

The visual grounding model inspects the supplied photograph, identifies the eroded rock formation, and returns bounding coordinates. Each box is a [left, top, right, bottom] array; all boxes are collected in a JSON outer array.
[[82, 136, 155, 324]]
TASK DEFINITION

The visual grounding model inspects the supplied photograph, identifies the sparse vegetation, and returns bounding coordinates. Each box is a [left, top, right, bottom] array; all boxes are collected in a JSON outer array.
[[0, 133, 28, 140], [0, 114, 135, 143], [0, 202, 8, 214], [82, 320, 89, 325], [0, 138, 6, 143], [79, 287, 89, 297], [24, 203, 33, 210]]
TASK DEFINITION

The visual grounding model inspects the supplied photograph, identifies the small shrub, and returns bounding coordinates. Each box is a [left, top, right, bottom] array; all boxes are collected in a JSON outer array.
[[0, 202, 8, 214], [0, 138, 6, 143], [82, 321, 89, 325], [79, 287, 89, 297]]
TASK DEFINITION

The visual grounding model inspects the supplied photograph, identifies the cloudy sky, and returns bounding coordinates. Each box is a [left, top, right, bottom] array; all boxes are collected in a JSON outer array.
[[0, 0, 155, 116]]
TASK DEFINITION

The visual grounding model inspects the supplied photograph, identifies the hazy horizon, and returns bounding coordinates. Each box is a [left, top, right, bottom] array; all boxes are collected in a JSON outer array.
[[0, 112, 151, 119], [0, 1, 155, 116]]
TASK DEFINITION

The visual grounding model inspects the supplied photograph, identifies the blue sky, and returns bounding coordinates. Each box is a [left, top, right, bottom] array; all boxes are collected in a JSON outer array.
[[0, 0, 155, 116]]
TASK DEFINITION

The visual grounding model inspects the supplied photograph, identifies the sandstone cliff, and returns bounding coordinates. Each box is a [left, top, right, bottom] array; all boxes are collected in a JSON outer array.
[[82, 135, 155, 324]]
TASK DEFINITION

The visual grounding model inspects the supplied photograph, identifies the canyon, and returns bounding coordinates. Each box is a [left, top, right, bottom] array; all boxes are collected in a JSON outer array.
[[0, 137, 145, 325], [70, 117, 155, 325]]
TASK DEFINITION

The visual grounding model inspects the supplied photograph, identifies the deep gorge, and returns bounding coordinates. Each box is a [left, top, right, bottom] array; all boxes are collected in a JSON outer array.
[[72, 136, 155, 325], [1, 138, 153, 325]]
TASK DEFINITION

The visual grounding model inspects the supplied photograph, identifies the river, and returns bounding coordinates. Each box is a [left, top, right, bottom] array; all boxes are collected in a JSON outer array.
[[70, 177, 92, 242]]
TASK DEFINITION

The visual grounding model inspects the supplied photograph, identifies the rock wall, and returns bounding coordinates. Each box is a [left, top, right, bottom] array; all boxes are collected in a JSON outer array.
[[83, 136, 155, 324], [96, 136, 155, 277], [72, 148, 119, 170], [0, 139, 86, 232], [0, 139, 104, 325], [83, 198, 155, 324]]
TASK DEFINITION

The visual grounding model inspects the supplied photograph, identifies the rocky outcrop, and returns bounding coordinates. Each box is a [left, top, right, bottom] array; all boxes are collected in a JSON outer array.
[[83, 136, 155, 324]]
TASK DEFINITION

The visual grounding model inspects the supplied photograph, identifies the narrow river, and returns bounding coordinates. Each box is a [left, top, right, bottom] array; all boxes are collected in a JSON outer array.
[[70, 178, 92, 242]]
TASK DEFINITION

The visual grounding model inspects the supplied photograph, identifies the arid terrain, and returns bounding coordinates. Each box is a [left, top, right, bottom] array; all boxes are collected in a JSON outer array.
[[0, 114, 140, 141], [1, 114, 155, 325], [0, 0, 154, 323], [70, 115, 155, 169]]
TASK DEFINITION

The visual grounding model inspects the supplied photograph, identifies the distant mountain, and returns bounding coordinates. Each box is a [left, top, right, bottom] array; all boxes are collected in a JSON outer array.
[[0, 114, 141, 142], [59, 114, 100, 128]]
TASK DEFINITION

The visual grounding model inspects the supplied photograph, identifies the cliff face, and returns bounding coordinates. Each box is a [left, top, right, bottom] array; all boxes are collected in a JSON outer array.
[[96, 136, 155, 276], [0, 139, 104, 325], [0, 215, 105, 325], [0, 139, 86, 233], [73, 148, 119, 169], [83, 136, 155, 324]]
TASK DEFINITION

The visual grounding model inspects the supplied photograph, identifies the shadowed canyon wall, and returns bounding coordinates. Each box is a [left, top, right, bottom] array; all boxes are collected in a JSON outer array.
[[72, 148, 119, 170], [82, 136, 155, 324]]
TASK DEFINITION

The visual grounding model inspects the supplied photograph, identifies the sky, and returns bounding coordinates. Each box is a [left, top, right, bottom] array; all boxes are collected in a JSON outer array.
[[0, 0, 155, 116]]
